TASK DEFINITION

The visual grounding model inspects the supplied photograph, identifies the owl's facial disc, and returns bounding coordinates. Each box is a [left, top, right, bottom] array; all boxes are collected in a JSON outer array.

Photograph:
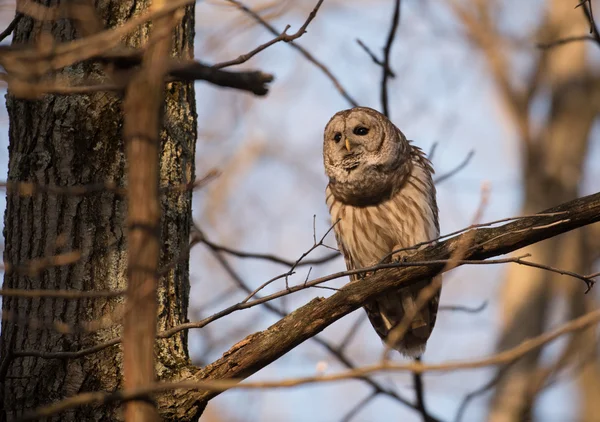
[[323, 109, 385, 176], [323, 107, 411, 206]]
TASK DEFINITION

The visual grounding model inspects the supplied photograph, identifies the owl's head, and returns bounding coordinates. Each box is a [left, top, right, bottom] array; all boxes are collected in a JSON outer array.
[[323, 107, 411, 206]]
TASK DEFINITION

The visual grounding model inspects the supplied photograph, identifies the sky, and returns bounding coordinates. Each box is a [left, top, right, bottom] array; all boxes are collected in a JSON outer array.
[[187, 1, 599, 421], [0, 0, 599, 421]]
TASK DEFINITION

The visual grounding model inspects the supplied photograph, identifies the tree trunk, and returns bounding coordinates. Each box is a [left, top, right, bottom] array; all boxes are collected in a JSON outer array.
[[0, 2, 197, 420], [489, 1, 600, 420]]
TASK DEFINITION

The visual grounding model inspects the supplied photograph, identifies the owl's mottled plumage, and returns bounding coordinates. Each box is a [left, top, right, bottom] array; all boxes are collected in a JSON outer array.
[[323, 106, 440, 357]]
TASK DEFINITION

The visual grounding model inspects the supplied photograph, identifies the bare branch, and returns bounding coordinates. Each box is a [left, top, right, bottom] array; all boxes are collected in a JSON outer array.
[[0, 13, 22, 43], [578, 0, 600, 45], [14, 198, 600, 363], [196, 231, 339, 267], [164, 191, 599, 408], [223, 0, 359, 106], [381, 0, 402, 117], [439, 301, 488, 314], [537, 34, 596, 49], [20, 305, 600, 421], [434, 150, 475, 185], [356, 39, 395, 77], [214, 0, 324, 69], [339, 391, 378, 422], [203, 247, 424, 417]]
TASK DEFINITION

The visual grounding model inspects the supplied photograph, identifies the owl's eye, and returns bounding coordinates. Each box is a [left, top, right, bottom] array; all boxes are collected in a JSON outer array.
[[353, 126, 369, 136], [333, 132, 342, 142]]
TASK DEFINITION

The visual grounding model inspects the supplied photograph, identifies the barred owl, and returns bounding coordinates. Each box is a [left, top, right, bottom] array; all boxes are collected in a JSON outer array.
[[323, 106, 440, 357]]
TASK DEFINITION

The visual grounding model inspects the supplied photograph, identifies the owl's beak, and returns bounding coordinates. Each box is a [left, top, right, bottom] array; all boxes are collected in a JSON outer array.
[[345, 138, 351, 152]]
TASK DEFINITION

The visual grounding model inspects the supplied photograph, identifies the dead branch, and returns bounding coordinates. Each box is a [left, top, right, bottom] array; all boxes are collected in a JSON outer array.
[[223, 0, 358, 106], [213, 0, 324, 69], [537, 34, 596, 49], [12, 247, 598, 361], [0, 1, 274, 98], [202, 248, 427, 417], [19, 304, 600, 421], [356, 39, 396, 77], [12, 191, 600, 419], [136, 191, 600, 418], [439, 301, 488, 314], [0, 13, 22, 43], [381, 0, 402, 117], [434, 150, 475, 184], [579, 0, 600, 45], [0, 53, 274, 97], [194, 228, 339, 268]]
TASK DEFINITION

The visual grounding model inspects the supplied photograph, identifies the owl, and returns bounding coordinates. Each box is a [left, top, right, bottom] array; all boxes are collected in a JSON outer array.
[[323, 106, 440, 357]]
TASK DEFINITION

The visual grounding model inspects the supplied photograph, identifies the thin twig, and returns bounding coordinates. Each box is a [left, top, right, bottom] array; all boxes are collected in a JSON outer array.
[[381, 0, 402, 117], [379, 212, 568, 264], [537, 35, 596, 49], [214, 0, 324, 69], [19, 307, 600, 421], [412, 357, 435, 422], [240, 220, 340, 302], [578, 0, 600, 44], [453, 365, 512, 422], [14, 252, 598, 360], [199, 236, 339, 267], [434, 150, 475, 185], [339, 312, 368, 351], [223, 0, 358, 106], [538, 1, 600, 49], [206, 248, 424, 416], [0, 13, 22, 43], [439, 301, 488, 314], [356, 39, 395, 77], [339, 390, 378, 422]]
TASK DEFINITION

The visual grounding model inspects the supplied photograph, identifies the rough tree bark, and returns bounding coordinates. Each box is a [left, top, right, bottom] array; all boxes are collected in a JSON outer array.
[[0, 2, 197, 420]]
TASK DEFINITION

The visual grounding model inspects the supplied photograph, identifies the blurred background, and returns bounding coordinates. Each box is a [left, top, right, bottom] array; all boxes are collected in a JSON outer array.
[[2, 0, 600, 421]]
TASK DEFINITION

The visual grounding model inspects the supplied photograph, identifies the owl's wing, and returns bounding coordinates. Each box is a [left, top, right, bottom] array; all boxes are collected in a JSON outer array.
[[331, 211, 395, 342], [332, 223, 360, 283]]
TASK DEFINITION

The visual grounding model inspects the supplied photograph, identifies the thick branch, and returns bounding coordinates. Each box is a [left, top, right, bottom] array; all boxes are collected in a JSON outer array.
[[160, 191, 600, 415]]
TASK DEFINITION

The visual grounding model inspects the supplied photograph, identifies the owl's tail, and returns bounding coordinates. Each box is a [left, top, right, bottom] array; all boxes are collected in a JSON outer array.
[[364, 277, 440, 357]]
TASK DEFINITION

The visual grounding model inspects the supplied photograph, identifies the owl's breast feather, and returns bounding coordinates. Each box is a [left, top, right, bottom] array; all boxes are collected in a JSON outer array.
[[326, 160, 438, 270]]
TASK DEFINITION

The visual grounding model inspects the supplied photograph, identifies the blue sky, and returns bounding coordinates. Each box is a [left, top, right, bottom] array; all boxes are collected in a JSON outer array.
[[0, 0, 598, 421], [188, 1, 599, 421]]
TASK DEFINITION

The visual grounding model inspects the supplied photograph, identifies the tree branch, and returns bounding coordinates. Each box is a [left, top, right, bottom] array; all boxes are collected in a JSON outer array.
[[381, 0, 402, 117], [21, 303, 600, 421], [156, 191, 600, 416], [213, 0, 324, 69], [121, 4, 177, 421], [223, 0, 358, 106], [14, 191, 600, 420]]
